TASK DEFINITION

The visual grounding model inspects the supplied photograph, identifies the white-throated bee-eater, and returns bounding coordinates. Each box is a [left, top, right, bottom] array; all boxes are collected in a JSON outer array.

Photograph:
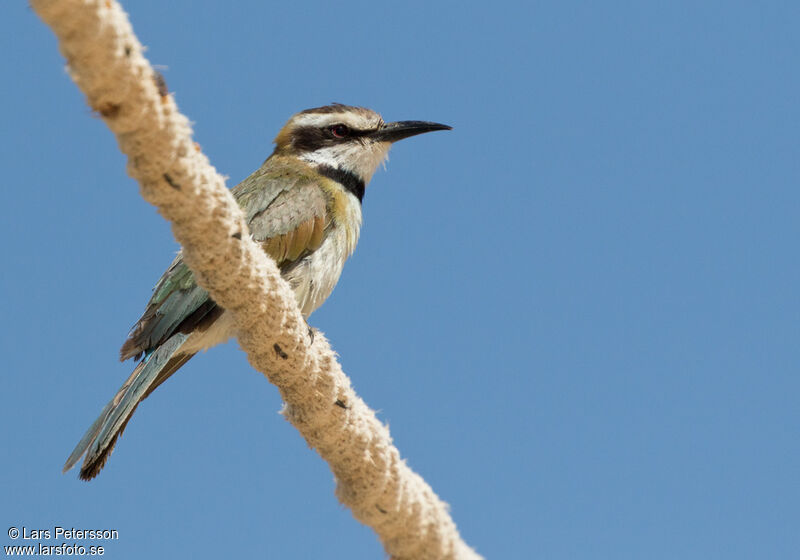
[[63, 104, 451, 480]]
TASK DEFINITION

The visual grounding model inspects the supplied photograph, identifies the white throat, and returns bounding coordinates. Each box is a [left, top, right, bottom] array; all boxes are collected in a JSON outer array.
[[300, 141, 391, 184]]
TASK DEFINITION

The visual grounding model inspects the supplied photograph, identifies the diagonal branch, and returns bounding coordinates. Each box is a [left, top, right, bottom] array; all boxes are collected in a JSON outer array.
[[31, 1, 481, 559]]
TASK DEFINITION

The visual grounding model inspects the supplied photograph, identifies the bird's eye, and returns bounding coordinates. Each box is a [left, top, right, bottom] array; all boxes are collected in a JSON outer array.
[[330, 124, 350, 138]]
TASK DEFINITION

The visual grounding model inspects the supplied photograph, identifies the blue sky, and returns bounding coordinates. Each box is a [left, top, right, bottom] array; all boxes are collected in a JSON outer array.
[[2, 1, 799, 558]]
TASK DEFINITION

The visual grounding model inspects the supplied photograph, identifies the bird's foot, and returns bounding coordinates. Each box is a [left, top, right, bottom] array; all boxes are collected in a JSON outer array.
[[306, 322, 317, 345]]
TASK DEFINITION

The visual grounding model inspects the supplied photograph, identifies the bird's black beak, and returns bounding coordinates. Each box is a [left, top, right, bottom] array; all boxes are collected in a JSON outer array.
[[370, 120, 452, 143]]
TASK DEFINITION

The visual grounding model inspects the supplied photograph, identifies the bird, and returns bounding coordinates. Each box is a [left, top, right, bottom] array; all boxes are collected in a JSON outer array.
[[63, 104, 451, 480]]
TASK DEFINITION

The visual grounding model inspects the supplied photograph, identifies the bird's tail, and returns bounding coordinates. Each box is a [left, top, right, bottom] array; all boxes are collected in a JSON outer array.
[[63, 333, 192, 480]]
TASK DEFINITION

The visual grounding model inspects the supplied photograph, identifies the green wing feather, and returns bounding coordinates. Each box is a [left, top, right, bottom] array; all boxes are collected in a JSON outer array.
[[119, 157, 329, 361]]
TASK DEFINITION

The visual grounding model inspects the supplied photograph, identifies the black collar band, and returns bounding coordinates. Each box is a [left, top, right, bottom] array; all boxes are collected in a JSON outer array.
[[318, 165, 365, 203]]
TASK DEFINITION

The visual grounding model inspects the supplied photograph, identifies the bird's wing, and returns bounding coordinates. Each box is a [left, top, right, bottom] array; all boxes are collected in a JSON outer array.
[[118, 255, 213, 361], [239, 171, 329, 262], [119, 165, 330, 361]]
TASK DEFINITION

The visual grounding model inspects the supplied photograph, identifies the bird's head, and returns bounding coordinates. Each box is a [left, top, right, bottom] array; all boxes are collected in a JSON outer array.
[[273, 104, 451, 184]]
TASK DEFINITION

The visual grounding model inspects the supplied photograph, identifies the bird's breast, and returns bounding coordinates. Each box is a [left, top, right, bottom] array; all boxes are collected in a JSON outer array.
[[183, 189, 362, 354], [285, 193, 362, 317]]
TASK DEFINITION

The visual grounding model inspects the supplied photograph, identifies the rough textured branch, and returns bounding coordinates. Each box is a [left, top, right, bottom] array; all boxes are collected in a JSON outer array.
[[31, 1, 481, 558]]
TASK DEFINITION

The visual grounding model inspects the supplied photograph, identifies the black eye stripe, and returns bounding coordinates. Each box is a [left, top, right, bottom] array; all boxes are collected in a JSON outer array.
[[292, 125, 369, 151], [327, 124, 370, 139], [291, 126, 330, 152]]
